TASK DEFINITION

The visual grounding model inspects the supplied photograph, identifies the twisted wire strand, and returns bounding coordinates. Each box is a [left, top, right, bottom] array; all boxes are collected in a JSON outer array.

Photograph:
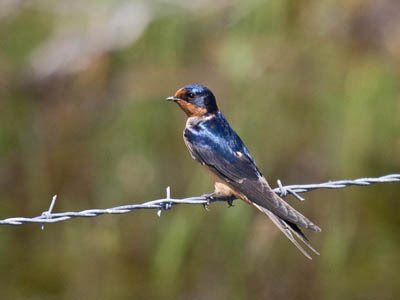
[[0, 174, 399, 227]]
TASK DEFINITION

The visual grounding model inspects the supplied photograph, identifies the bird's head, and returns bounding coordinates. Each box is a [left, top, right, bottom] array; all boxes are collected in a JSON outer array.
[[166, 84, 218, 117]]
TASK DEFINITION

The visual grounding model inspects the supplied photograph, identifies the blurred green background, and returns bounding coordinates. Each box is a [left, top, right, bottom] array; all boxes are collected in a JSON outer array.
[[1, 0, 399, 299]]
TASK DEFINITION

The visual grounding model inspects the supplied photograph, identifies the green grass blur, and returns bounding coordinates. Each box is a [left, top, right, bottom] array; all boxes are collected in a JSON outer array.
[[0, 1, 399, 299]]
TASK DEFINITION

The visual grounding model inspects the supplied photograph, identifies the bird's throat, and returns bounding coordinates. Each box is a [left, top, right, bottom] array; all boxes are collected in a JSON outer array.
[[176, 100, 208, 117]]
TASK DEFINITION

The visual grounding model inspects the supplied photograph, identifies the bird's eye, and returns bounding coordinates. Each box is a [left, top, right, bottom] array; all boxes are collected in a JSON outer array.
[[187, 92, 195, 98]]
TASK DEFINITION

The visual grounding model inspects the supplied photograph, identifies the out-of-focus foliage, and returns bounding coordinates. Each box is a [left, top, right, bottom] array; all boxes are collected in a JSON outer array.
[[0, 0, 399, 299]]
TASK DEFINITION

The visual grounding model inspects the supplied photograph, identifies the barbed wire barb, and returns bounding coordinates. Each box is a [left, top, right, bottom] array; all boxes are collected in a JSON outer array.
[[41, 194, 57, 230], [0, 174, 399, 227], [276, 179, 305, 201]]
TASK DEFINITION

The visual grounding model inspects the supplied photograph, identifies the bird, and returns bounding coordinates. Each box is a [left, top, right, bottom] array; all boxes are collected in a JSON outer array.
[[166, 84, 321, 259]]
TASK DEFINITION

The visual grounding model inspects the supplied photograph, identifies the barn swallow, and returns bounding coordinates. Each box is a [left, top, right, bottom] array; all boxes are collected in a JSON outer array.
[[166, 84, 321, 259]]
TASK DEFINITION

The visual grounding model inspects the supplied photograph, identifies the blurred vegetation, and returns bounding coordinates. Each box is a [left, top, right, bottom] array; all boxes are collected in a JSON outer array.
[[0, 0, 399, 299]]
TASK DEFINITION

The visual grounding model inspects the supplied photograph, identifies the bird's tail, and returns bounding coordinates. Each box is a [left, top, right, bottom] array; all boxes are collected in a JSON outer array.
[[252, 203, 320, 260]]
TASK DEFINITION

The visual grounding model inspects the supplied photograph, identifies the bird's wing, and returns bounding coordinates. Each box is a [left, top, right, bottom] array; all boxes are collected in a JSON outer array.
[[184, 119, 320, 232]]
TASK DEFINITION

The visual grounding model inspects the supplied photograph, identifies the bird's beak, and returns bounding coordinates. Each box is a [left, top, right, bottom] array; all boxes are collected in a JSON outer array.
[[166, 96, 181, 101]]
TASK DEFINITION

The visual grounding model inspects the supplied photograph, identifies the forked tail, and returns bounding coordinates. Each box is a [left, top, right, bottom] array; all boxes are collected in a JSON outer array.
[[252, 203, 320, 260]]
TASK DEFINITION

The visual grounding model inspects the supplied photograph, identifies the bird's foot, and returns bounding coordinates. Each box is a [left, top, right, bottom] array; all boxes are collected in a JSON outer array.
[[202, 192, 216, 210], [213, 195, 236, 207], [225, 196, 236, 208], [202, 193, 236, 209]]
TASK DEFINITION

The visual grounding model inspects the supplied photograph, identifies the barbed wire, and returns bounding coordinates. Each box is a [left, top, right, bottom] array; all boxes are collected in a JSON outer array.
[[0, 174, 399, 228]]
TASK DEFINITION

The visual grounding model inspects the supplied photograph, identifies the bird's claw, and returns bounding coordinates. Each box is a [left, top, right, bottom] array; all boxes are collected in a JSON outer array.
[[219, 195, 236, 207], [202, 192, 216, 210], [202, 193, 237, 209]]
